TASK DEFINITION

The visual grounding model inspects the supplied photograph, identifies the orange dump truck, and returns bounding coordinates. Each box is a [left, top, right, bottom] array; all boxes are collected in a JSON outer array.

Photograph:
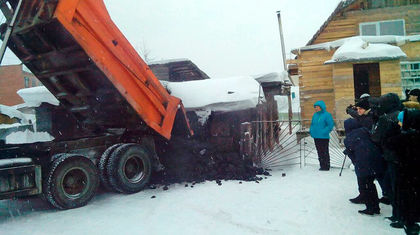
[[0, 0, 192, 209]]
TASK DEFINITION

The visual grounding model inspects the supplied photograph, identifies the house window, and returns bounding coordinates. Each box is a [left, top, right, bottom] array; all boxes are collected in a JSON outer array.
[[370, 0, 385, 8], [31, 78, 37, 87], [359, 19, 405, 36], [24, 77, 29, 88], [401, 61, 420, 96]]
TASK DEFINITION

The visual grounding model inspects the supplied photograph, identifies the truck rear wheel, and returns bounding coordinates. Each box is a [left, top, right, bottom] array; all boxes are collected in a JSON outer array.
[[98, 144, 123, 191], [44, 154, 99, 209], [106, 144, 152, 193]]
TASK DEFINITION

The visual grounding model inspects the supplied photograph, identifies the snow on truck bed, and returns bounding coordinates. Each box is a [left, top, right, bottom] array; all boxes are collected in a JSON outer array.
[[5, 130, 54, 144], [0, 104, 28, 123], [17, 86, 59, 107], [164, 76, 262, 112]]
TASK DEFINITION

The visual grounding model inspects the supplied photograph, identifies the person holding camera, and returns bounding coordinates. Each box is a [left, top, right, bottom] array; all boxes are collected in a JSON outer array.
[[344, 118, 384, 215]]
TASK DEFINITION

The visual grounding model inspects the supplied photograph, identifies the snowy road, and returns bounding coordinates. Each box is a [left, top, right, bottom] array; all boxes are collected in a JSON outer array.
[[0, 166, 404, 235]]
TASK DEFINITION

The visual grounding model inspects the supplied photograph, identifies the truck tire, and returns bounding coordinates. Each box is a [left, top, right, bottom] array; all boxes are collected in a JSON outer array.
[[106, 144, 152, 193], [43, 154, 99, 209], [98, 144, 123, 191]]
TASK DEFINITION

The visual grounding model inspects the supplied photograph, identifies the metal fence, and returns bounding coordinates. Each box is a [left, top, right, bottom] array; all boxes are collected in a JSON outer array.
[[240, 119, 352, 169]]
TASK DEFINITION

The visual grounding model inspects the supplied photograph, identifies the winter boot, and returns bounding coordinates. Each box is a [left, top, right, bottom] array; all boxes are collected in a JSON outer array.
[[390, 221, 404, 229], [358, 207, 380, 216], [349, 195, 366, 204], [404, 223, 420, 235], [379, 196, 391, 205], [385, 216, 398, 222]]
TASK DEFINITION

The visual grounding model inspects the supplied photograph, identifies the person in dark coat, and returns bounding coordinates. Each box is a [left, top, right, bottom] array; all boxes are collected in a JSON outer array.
[[344, 118, 385, 215], [309, 100, 334, 171], [387, 109, 420, 235], [370, 93, 403, 226], [345, 98, 389, 205]]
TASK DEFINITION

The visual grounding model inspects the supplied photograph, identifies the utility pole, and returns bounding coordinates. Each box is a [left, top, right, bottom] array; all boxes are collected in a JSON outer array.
[[277, 10, 294, 134]]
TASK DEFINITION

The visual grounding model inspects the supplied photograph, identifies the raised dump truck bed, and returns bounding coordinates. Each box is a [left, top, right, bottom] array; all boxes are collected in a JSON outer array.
[[2, 0, 189, 139], [0, 0, 192, 209]]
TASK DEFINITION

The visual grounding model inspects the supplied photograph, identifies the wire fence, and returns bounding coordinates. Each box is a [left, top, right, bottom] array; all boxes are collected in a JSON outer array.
[[240, 119, 352, 170]]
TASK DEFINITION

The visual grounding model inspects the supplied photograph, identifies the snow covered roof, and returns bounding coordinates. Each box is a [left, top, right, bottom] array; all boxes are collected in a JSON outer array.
[[0, 104, 28, 123], [163, 76, 263, 112], [17, 86, 59, 107], [324, 37, 407, 64], [148, 58, 190, 65], [293, 35, 420, 54], [307, 0, 358, 46], [253, 71, 288, 84]]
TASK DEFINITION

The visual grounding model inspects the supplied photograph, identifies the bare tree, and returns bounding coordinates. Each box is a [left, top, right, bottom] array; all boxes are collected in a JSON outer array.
[[136, 40, 154, 64]]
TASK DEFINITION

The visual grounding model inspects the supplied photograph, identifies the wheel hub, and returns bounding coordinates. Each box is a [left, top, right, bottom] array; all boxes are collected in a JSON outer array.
[[123, 155, 145, 183], [62, 168, 88, 198]]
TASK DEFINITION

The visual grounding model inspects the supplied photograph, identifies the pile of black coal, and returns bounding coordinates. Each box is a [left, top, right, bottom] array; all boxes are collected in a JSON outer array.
[[151, 137, 269, 186]]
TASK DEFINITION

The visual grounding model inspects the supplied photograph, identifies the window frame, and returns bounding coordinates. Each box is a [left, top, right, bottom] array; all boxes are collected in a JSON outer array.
[[400, 61, 420, 95], [359, 19, 406, 36], [31, 78, 37, 87], [24, 77, 29, 88]]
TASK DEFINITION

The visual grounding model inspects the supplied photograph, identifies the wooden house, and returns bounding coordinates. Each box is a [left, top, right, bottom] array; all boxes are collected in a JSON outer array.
[[148, 59, 209, 82], [288, 0, 420, 122]]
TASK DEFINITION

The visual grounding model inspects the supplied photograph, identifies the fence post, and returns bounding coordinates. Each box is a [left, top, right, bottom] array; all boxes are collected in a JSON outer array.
[[240, 122, 252, 161]]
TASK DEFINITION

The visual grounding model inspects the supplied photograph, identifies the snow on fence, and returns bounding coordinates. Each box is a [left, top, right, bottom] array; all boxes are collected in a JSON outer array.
[[240, 119, 351, 169]]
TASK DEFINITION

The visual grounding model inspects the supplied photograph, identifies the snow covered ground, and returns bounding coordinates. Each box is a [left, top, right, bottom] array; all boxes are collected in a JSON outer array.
[[0, 166, 403, 235]]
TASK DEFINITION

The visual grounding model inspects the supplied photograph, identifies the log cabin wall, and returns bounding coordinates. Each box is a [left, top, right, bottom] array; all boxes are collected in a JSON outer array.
[[332, 63, 355, 121], [297, 50, 335, 122], [312, 2, 420, 45], [400, 41, 420, 59], [380, 60, 403, 94], [295, 0, 420, 125]]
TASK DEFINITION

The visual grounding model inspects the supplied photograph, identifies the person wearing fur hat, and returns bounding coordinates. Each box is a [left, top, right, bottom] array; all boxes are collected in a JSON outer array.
[[403, 89, 420, 110]]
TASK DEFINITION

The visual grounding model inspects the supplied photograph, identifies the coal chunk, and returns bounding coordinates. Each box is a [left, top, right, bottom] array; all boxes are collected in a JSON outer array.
[[151, 137, 264, 186]]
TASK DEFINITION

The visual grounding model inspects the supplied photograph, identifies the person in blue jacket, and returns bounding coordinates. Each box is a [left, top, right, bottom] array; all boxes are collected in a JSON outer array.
[[309, 100, 335, 170]]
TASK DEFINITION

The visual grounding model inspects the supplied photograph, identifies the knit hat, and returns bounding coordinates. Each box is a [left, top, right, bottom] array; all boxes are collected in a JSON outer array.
[[409, 88, 420, 97], [356, 98, 370, 110]]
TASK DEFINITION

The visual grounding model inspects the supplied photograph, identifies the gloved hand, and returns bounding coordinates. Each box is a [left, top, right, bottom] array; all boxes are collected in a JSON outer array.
[[346, 104, 355, 114]]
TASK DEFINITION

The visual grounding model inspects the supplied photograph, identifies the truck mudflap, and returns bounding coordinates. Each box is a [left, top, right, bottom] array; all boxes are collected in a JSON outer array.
[[0, 159, 42, 199]]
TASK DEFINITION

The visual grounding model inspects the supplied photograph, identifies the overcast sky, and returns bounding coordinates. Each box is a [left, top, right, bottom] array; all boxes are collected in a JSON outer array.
[[3, 0, 341, 78]]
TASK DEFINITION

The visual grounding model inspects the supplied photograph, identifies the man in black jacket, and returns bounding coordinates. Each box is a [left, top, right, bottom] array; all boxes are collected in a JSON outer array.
[[346, 96, 390, 205], [344, 119, 385, 215], [370, 93, 403, 228], [387, 109, 420, 234]]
